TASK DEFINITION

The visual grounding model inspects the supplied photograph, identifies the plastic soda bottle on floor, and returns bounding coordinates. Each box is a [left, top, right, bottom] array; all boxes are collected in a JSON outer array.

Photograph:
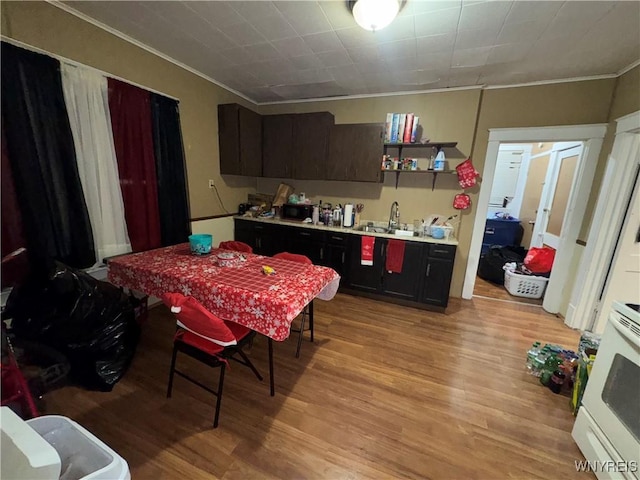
[[531, 346, 550, 377], [525, 342, 541, 373], [540, 354, 562, 386]]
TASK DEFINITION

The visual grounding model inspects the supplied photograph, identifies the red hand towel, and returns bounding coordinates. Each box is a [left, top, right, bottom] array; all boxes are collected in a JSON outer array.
[[361, 236, 375, 266], [386, 239, 405, 273]]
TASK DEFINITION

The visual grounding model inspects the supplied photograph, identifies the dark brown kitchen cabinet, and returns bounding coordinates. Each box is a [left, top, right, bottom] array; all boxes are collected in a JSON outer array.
[[218, 103, 262, 176], [324, 233, 350, 280], [292, 112, 334, 180], [421, 244, 456, 307], [381, 240, 424, 300], [347, 235, 384, 292], [328, 123, 384, 182], [282, 226, 325, 265], [262, 114, 294, 178], [233, 219, 277, 256]]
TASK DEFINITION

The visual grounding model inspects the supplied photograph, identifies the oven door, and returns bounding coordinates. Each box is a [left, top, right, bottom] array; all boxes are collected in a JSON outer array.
[[583, 309, 640, 469]]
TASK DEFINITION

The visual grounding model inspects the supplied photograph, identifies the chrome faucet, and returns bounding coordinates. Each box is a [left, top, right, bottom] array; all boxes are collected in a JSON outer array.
[[388, 201, 400, 231]]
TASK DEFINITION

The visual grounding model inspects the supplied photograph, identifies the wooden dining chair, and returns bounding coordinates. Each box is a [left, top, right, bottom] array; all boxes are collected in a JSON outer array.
[[218, 241, 253, 253], [272, 252, 314, 358], [161, 292, 263, 428]]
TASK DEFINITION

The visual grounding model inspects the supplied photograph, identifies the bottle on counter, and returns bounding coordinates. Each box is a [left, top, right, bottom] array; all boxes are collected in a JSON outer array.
[[312, 205, 319, 225]]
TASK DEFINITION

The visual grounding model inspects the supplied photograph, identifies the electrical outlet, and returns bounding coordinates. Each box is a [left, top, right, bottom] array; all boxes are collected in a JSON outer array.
[[208, 179, 215, 189]]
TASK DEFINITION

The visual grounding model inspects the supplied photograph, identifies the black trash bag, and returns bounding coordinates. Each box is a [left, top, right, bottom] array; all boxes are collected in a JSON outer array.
[[5, 261, 140, 392], [478, 245, 527, 285]]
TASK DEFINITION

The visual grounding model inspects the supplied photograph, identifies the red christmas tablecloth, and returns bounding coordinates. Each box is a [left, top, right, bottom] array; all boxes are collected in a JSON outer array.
[[108, 244, 340, 341]]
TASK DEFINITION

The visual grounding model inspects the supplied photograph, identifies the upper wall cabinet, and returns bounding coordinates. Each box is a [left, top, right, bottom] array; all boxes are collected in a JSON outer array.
[[292, 112, 334, 180], [218, 103, 262, 176], [262, 112, 333, 180], [262, 114, 294, 178], [328, 123, 384, 182]]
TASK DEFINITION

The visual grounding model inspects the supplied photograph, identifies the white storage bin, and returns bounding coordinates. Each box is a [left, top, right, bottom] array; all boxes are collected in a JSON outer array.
[[26, 415, 130, 480], [504, 269, 548, 299]]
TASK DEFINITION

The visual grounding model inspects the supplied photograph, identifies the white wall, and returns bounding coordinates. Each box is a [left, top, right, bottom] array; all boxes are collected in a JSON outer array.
[[191, 216, 235, 246]]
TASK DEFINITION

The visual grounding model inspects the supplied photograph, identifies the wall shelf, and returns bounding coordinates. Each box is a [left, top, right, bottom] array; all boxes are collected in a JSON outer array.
[[382, 169, 457, 189]]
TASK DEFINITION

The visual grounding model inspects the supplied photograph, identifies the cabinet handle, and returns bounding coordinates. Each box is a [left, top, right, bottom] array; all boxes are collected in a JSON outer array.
[[341, 251, 345, 264], [433, 249, 449, 255], [299, 231, 311, 237], [320, 247, 324, 260], [426, 263, 431, 277], [255, 225, 263, 231], [331, 236, 343, 241]]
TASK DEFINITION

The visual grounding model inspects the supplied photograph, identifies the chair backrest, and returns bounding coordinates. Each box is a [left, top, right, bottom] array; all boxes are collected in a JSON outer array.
[[219, 241, 253, 253], [273, 252, 312, 265], [161, 292, 237, 347]]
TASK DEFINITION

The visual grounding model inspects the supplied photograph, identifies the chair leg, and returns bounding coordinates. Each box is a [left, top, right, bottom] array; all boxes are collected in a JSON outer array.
[[295, 311, 306, 359], [309, 300, 314, 343], [237, 349, 263, 381], [213, 364, 226, 428], [167, 343, 178, 398], [268, 338, 274, 397]]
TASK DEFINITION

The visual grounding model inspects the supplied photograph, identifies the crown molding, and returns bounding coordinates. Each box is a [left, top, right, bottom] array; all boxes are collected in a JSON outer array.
[[618, 58, 640, 76], [257, 85, 483, 106], [48, 0, 257, 106], [484, 73, 618, 91]]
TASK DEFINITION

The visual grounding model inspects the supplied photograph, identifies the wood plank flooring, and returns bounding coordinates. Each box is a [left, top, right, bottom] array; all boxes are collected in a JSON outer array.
[[42, 294, 588, 479], [474, 275, 544, 306]]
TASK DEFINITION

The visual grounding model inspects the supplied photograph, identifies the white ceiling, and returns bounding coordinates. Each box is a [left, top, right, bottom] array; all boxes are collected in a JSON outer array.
[[60, 1, 640, 104]]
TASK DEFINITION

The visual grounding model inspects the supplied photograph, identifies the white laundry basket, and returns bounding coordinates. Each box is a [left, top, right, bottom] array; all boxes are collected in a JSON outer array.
[[504, 270, 549, 299]]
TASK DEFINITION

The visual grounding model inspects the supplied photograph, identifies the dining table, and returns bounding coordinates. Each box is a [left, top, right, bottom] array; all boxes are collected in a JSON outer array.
[[107, 243, 341, 396]]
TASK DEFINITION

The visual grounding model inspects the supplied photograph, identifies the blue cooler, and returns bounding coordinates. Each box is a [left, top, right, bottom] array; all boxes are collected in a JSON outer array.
[[481, 218, 522, 254]]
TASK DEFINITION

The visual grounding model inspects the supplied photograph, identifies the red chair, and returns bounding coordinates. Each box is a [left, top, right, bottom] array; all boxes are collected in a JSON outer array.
[[219, 241, 253, 253], [273, 252, 314, 358], [161, 292, 263, 428]]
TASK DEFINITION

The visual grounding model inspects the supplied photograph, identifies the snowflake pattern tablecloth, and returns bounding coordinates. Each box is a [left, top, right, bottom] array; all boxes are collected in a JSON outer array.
[[108, 244, 340, 341]]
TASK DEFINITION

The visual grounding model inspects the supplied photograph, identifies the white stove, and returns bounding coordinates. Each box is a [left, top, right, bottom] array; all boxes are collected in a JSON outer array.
[[572, 300, 640, 479]]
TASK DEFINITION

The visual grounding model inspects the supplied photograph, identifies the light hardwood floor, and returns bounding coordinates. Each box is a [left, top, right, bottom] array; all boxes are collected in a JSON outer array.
[[474, 275, 544, 306], [43, 294, 588, 479]]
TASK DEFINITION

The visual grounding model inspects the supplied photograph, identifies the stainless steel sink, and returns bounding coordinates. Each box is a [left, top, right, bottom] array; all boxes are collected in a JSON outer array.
[[354, 225, 392, 234]]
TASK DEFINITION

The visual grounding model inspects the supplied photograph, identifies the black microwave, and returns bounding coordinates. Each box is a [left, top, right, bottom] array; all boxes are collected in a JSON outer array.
[[281, 203, 313, 221]]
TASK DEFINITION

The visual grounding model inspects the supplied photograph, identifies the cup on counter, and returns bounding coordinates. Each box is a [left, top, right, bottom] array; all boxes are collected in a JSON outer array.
[[413, 220, 422, 236]]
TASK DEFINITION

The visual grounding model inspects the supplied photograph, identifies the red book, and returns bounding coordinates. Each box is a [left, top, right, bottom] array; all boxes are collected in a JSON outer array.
[[403, 113, 414, 143]]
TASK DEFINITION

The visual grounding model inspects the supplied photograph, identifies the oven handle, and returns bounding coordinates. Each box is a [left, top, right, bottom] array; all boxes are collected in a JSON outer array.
[[611, 312, 640, 349]]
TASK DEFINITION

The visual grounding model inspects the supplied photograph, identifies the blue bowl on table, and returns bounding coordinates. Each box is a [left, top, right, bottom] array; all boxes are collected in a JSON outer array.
[[188, 234, 213, 255]]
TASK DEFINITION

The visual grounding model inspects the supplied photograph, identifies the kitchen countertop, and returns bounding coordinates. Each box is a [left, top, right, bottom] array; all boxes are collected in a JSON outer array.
[[234, 215, 458, 246]]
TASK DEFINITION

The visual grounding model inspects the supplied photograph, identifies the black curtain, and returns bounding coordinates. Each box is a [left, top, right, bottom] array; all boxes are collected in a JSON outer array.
[[150, 93, 191, 246], [1, 42, 95, 268]]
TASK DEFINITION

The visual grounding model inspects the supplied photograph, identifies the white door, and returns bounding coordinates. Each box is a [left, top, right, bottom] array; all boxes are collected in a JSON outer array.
[[531, 144, 582, 249]]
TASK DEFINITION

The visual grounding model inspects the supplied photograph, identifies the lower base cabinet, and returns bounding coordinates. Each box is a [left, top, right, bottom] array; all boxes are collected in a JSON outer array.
[[234, 219, 456, 309]]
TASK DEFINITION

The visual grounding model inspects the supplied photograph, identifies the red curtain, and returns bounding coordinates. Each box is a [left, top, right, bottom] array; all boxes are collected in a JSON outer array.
[[108, 79, 161, 252]]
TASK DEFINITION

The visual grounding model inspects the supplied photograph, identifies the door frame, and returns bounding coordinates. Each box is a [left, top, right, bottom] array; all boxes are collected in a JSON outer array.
[[565, 110, 640, 331], [463, 124, 607, 313]]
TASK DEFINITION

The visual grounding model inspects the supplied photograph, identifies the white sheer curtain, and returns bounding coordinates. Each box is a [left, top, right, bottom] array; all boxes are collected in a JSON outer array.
[[61, 63, 131, 263]]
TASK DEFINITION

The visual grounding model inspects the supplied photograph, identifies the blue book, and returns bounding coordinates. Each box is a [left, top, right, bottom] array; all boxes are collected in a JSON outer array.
[[390, 113, 399, 143]]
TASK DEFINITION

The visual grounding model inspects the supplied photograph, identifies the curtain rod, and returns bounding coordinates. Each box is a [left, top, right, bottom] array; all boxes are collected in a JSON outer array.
[[1, 36, 180, 102]]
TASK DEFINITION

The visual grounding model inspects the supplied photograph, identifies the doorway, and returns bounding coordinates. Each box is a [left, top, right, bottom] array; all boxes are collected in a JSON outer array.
[[473, 141, 584, 306], [463, 124, 608, 315]]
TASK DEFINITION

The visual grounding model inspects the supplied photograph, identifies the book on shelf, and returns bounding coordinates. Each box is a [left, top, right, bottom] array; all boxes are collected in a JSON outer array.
[[384, 113, 393, 143], [396, 114, 407, 144], [403, 113, 414, 143], [410, 116, 420, 143], [390, 113, 400, 143]]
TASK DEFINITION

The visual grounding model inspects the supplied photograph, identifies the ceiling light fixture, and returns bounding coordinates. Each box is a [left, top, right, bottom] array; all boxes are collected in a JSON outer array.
[[351, 0, 400, 32]]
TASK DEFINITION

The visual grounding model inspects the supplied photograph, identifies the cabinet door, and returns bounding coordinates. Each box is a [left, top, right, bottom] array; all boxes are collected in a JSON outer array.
[[218, 104, 241, 175], [324, 233, 350, 279], [284, 228, 324, 265], [381, 241, 425, 300], [252, 222, 277, 256], [292, 112, 334, 180], [239, 107, 262, 176], [421, 258, 454, 307], [263, 114, 293, 178], [234, 219, 258, 251], [348, 124, 384, 182], [347, 235, 383, 292]]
